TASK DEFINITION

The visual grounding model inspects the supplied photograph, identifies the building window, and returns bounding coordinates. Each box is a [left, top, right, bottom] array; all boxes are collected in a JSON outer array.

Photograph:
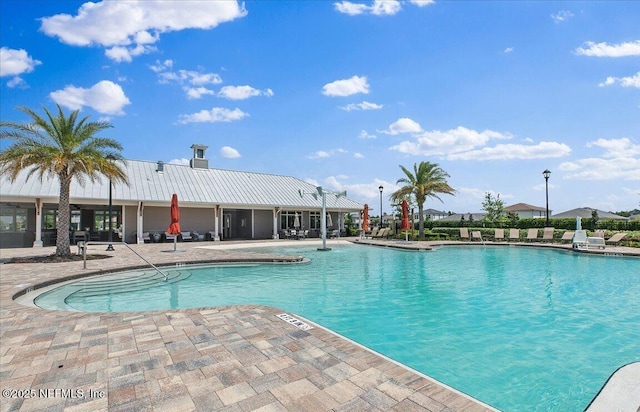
[[280, 211, 302, 229], [309, 212, 321, 229], [93, 210, 121, 231], [0, 206, 27, 232], [196, 148, 204, 159]]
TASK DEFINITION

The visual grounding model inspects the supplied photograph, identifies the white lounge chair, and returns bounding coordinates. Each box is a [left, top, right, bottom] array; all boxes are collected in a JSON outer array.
[[526, 228, 539, 242], [471, 231, 483, 242], [542, 227, 554, 242], [459, 227, 470, 241], [181, 231, 193, 242], [509, 228, 520, 241], [560, 231, 574, 243], [494, 228, 505, 241]]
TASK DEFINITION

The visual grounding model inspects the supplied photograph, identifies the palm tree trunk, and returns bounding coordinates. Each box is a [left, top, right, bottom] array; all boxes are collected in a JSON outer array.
[[418, 203, 425, 239], [56, 176, 72, 256]]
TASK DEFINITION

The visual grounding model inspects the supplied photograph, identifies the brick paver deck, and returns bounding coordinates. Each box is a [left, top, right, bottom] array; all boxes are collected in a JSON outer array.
[[1, 240, 496, 411]]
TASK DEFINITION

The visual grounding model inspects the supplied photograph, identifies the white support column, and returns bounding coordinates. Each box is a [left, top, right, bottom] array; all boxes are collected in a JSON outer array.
[[251, 209, 255, 239], [120, 205, 125, 241], [213, 205, 220, 241], [273, 207, 280, 239], [33, 198, 43, 247], [137, 202, 144, 244], [219, 206, 224, 240]]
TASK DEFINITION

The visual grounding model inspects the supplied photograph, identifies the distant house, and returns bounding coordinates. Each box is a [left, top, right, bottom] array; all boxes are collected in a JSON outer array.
[[552, 207, 629, 221], [419, 209, 449, 222], [439, 212, 486, 222], [504, 203, 548, 219]]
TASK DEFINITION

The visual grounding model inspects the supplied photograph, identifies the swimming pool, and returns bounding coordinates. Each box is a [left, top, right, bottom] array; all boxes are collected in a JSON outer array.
[[33, 244, 639, 411]]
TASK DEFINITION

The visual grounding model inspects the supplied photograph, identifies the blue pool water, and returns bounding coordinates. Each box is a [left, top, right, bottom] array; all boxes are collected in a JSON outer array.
[[34, 244, 639, 411]]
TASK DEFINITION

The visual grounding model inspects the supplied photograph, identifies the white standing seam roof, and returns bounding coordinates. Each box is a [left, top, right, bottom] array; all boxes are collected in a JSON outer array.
[[0, 160, 364, 211]]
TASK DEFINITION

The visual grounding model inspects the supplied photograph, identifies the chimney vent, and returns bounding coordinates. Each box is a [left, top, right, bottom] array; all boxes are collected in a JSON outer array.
[[190, 144, 209, 169], [157, 161, 164, 172]]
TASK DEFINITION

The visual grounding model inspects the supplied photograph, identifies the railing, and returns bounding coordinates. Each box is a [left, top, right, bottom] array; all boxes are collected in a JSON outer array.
[[81, 241, 168, 281]]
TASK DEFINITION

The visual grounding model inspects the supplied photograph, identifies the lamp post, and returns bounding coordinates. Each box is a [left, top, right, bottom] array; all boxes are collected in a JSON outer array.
[[106, 155, 115, 251], [378, 185, 383, 228], [543, 169, 551, 226]]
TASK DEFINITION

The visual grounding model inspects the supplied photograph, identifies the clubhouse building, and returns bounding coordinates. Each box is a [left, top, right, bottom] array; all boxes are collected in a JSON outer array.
[[0, 145, 363, 248]]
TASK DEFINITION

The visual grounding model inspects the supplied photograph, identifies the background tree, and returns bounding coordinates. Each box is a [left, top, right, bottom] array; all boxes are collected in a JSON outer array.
[[0, 104, 128, 256], [481, 192, 505, 225], [391, 161, 455, 239]]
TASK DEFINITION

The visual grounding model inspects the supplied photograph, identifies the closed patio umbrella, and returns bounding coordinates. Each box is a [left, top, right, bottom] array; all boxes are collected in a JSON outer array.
[[294, 212, 300, 229], [167, 193, 181, 251], [401, 200, 410, 241], [327, 212, 333, 228], [362, 204, 369, 233]]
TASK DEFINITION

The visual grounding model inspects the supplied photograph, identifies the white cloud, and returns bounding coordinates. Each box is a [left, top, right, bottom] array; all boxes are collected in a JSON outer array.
[[322, 75, 369, 97], [218, 85, 274, 100], [334, 0, 403, 16], [6, 77, 28, 89], [177, 107, 248, 124], [354, 152, 365, 158], [559, 138, 640, 180], [379, 117, 422, 135], [40, 1, 247, 62], [575, 40, 640, 57], [185, 87, 215, 100], [503, 47, 514, 54], [150, 60, 223, 99], [359, 130, 377, 139], [168, 158, 189, 166], [388, 126, 569, 160], [304, 178, 320, 186], [598, 72, 640, 88], [409, 0, 435, 6], [551, 10, 574, 23], [448, 141, 572, 161], [341, 101, 383, 111], [0, 47, 41, 77], [220, 146, 241, 158], [49, 80, 131, 115], [307, 148, 348, 159]]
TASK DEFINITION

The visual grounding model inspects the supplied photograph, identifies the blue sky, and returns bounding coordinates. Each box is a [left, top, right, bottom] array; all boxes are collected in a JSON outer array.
[[1, 0, 639, 215]]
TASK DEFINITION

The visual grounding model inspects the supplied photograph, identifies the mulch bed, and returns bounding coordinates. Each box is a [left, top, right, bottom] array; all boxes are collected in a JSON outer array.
[[5, 254, 111, 264]]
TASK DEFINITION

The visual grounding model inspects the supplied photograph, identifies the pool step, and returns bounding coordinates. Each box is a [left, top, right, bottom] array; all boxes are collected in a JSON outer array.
[[66, 271, 189, 299]]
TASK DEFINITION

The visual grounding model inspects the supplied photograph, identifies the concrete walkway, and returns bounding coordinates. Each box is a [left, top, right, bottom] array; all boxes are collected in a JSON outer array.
[[1, 239, 496, 412]]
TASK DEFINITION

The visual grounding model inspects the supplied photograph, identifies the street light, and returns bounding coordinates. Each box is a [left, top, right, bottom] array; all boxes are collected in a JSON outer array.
[[543, 169, 551, 226], [106, 155, 115, 251], [378, 185, 383, 228]]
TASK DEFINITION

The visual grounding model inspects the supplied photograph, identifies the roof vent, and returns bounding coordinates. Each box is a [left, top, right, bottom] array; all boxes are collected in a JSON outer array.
[[190, 144, 209, 169], [156, 160, 164, 173]]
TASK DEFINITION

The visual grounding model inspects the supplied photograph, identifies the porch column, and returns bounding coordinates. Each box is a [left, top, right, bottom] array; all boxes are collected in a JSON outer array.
[[213, 205, 220, 241], [137, 202, 144, 244], [33, 198, 43, 247], [251, 209, 255, 239], [272, 207, 280, 239]]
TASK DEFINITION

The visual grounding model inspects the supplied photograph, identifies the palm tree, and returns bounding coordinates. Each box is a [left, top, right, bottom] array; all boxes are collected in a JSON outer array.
[[391, 161, 455, 239], [0, 104, 128, 256]]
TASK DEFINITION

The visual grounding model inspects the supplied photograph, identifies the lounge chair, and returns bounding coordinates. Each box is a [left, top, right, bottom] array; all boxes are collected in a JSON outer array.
[[526, 228, 538, 242], [181, 231, 193, 242], [509, 228, 520, 241], [367, 228, 379, 239], [494, 228, 505, 241], [164, 232, 177, 242], [328, 229, 339, 239], [606, 232, 627, 245], [459, 227, 470, 241], [594, 230, 605, 239], [471, 231, 483, 242], [560, 231, 574, 243], [142, 232, 151, 243], [542, 227, 554, 242], [373, 228, 389, 239], [299, 229, 309, 239]]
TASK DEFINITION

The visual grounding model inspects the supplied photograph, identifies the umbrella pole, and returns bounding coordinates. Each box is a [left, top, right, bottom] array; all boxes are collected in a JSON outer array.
[[173, 236, 177, 251]]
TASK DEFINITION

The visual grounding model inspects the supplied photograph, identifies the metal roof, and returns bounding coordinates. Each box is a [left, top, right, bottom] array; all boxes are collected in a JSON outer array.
[[0, 160, 363, 211]]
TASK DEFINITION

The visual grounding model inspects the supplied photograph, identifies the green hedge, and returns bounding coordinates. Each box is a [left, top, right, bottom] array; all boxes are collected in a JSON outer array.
[[421, 218, 640, 231]]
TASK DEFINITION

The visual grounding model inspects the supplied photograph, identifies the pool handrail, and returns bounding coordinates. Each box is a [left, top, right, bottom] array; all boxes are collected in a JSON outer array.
[[82, 241, 168, 281]]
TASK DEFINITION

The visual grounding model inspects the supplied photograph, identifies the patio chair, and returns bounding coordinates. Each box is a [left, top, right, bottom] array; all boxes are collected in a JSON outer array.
[[494, 228, 505, 241], [142, 232, 151, 243], [459, 227, 470, 241], [471, 231, 483, 242], [560, 231, 574, 243], [180, 231, 193, 242], [374, 228, 389, 239], [299, 229, 309, 239], [606, 232, 627, 245], [164, 232, 177, 242], [542, 227, 554, 242], [509, 228, 520, 241], [329, 229, 339, 239], [526, 228, 539, 242], [367, 228, 379, 239]]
